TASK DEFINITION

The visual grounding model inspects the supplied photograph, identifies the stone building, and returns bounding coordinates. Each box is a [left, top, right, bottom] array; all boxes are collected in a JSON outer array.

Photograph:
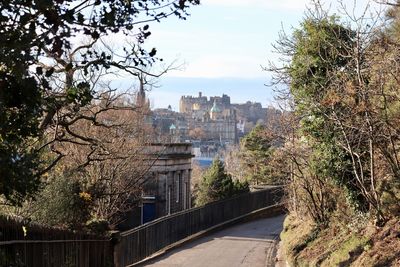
[[187, 100, 237, 143], [178, 93, 238, 144], [231, 101, 267, 124], [119, 143, 193, 229], [144, 143, 193, 216], [179, 92, 269, 137], [151, 107, 188, 142], [151, 93, 282, 159], [180, 92, 231, 114]]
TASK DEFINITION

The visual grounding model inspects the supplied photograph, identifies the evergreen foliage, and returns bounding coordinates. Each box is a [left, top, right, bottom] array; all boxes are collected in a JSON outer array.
[[195, 158, 249, 206], [31, 173, 91, 230], [289, 16, 367, 210], [240, 124, 277, 184]]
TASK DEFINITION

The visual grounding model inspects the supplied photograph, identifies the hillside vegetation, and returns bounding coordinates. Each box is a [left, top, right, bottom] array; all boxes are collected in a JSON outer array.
[[268, 1, 400, 265]]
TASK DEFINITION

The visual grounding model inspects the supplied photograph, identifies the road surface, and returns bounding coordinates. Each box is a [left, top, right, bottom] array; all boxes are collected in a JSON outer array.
[[142, 214, 285, 267]]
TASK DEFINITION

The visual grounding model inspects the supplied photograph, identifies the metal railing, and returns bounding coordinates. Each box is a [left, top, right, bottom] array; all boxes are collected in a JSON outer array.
[[0, 187, 283, 267], [114, 187, 284, 266]]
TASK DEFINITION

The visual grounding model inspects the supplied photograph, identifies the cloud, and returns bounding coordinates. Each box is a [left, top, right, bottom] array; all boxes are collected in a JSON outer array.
[[167, 55, 265, 79], [203, 0, 380, 13], [203, 0, 310, 10]]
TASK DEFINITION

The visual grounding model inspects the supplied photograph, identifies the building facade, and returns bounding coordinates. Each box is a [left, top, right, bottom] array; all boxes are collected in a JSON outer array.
[[180, 92, 231, 114], [119, 143, 193, 230], [143, 143, 193, 217], [177, 93, 238, 144], [151, 92, 281, 159], [179, 92, 268, 138]]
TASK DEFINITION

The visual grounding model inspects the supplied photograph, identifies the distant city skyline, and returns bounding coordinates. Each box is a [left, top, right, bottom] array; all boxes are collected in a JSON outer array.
[[144, 0, 304, 109], [147, 77, 278, 111], [112, 0, 381, 110]]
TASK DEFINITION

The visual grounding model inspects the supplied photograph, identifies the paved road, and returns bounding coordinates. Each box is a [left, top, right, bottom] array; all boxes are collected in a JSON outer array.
[[142, 215, 285, 267]]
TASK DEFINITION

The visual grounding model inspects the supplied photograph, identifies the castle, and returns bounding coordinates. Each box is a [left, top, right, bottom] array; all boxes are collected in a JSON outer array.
[[152, 92, 276, 157], [179, 92, 270, 137], [178, 92, 237, 144], [179, 92, 231, 114]]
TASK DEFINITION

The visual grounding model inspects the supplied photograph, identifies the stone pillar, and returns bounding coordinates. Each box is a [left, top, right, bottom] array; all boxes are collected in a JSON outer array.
[[183, 169, 188, 209], [188, 169, 192, 208], [157, 173, 167, 216], [166, 171, 174, 215]]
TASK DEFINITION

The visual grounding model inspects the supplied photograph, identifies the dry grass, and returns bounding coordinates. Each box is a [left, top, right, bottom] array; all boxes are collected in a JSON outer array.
[[353, 218, 400, 267], [280, 215, 316, 266], [280, 215, 400, 267]]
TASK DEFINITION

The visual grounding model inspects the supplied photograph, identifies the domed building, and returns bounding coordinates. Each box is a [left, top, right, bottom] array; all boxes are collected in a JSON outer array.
[[210, 100, 222, 120], [169, 123, 177, 134]]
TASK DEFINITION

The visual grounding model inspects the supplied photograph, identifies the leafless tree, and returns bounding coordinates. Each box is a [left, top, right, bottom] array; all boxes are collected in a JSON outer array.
[[266, 0, 400, 223]]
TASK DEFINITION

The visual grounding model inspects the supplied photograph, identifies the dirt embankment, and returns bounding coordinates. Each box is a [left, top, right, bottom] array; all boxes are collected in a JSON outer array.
[[280, 215, 400, 266]]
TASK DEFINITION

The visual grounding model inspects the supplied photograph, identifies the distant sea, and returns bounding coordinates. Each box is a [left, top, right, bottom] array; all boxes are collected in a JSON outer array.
[[193, 158, 213, 168]]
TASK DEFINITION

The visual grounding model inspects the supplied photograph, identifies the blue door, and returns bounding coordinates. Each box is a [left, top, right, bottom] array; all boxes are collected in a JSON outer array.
[[142, 202, 156, 224]]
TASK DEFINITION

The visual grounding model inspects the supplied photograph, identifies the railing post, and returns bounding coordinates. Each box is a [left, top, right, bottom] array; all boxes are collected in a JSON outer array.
[[111, 231, 121, 267]]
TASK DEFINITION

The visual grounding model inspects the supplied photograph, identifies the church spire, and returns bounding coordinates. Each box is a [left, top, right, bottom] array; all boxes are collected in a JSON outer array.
[[135, 72, 149, 110]]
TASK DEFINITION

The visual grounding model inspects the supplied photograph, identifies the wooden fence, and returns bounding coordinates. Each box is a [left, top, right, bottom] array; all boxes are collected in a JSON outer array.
[[0, 216, 113, 267], [114, 186, 284, 266]]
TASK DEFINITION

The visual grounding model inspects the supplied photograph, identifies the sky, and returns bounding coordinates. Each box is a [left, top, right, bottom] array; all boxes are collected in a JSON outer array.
[[120, 0, 382, 110]]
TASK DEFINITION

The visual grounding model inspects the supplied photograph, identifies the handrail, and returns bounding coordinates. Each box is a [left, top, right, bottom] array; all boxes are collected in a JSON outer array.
[[115, 186, 284, 266], [120, 186, 282, 236]]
